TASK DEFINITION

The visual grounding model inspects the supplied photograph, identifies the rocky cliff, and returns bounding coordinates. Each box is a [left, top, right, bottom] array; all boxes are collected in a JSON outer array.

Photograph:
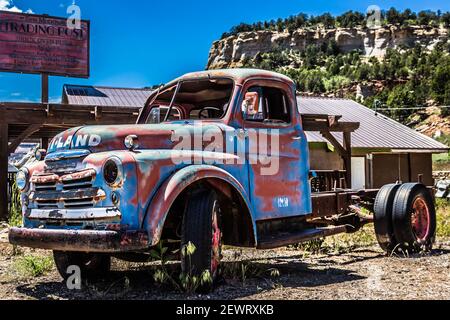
[[207, 25, 448, 69]]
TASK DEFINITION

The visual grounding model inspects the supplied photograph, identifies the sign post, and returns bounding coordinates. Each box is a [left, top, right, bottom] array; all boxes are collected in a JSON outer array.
[[41, 74, 49, 104]]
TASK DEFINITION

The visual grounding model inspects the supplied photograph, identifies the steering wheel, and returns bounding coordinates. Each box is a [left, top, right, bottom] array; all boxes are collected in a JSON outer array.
[[198, 107, 222, 119], [263, 119, 286, 124]]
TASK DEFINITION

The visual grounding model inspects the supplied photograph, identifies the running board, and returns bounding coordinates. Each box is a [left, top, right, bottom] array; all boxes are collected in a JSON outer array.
[[257, 225, 348, 250]]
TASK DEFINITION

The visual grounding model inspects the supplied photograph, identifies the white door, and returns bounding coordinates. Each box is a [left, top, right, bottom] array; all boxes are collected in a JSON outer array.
[[351, 157, 366, 190]]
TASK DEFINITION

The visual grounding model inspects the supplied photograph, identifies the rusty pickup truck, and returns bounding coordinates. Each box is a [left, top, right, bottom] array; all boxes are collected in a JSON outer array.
[[10, 69, 436, 290]]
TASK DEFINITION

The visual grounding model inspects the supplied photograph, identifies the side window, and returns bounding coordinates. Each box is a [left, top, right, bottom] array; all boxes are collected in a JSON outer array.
[[242, 86, 291, 124]]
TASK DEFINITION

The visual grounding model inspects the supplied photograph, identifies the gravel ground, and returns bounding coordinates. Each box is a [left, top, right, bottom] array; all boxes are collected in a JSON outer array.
[[1, 226, 449, 300]]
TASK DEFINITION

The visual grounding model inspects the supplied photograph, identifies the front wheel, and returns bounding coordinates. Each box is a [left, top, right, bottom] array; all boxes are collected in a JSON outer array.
[[53, 251, 111, 282], [181, 189, 222, 292]]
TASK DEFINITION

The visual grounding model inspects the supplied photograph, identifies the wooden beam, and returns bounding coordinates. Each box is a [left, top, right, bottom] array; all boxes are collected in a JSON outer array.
[[343, 131, 352, 188], [320, 131, 346, 157], [1, 110, 138, 126], [41, 137, 49, 150], [95, 106, 102, 120], [0, 102, 141, 113], [0, 124, 8, 221], [302, 120, 360, 133], [8, 124, 42, 154], [320, 130, 353, 189]]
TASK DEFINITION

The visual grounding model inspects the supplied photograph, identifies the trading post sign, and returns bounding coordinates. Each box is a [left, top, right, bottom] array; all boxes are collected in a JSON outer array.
[[0, 11, 90, 78]]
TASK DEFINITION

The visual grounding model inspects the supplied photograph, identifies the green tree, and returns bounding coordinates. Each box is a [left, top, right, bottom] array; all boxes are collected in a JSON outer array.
[[316, 13, 336, 29], [386, 7, 402, 25], [336, 11, 365, 28], [431, 57, 450, 116], [386, 83, 425, 121], [417, 10, 438, 26], [441, 12, 450, 28]]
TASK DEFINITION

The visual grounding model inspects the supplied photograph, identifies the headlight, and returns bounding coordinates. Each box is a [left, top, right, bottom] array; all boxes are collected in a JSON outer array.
[[103, 158, 123, 186], [16, 169, 29, 192], [124, 135, 139, 151]]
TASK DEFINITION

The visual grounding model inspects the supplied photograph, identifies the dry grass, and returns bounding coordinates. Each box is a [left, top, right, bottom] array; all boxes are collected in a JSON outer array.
[[436, 199, 450, 239]]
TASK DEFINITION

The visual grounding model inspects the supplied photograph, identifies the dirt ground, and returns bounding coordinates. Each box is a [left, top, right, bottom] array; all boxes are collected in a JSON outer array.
[[1, 226, 449, 300]]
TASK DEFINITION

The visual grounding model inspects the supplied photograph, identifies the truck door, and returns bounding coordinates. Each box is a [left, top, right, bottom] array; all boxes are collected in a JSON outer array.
[[241, 81, 311, 221]]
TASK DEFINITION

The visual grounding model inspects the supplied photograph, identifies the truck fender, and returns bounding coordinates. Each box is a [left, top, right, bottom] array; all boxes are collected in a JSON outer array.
[[142, 165, 257, 246]]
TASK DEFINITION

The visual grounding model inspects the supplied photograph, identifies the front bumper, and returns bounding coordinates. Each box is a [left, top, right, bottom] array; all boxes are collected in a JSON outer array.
[[26, 207, 121, 221], [9, 227, 149, 253]]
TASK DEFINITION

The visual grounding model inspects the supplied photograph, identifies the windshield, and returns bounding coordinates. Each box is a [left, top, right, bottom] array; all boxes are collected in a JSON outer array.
[[143, 78, 234, 124]]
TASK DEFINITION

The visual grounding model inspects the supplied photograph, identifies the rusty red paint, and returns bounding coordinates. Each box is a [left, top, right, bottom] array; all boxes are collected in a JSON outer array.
[[31, 168, 96, 184]]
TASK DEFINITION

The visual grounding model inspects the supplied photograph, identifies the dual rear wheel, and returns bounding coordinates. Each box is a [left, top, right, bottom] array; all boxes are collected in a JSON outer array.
[[374, 183, 436, 254]]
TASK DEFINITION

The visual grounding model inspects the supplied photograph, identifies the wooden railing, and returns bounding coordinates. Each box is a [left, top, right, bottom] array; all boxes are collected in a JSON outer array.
[[310, 170, 347, 192]]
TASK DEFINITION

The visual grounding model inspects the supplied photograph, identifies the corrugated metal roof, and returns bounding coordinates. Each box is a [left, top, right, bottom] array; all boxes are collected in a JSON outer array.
[[299, 97, 448, 151], [62, 85, 448, 151], [63, 85, 153, 108]]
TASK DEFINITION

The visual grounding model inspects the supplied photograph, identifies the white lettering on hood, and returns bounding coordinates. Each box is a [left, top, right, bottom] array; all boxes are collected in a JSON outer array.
[[50, 134, 102, 150]]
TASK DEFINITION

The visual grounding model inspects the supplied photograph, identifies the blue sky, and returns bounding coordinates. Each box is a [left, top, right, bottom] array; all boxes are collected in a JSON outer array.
[[1, 0, 449, 103]]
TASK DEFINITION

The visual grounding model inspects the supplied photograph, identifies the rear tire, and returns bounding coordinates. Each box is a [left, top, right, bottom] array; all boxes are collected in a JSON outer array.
[[181, 189, 222, 292], [53, 251, 111, 282], [392, 183, 436, 253], [374, 183, 401, 253]]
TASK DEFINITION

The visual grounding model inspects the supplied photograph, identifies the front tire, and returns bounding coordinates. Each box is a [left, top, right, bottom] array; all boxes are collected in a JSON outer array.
[[181, 189, 222, 292], [392, 183, 436, 253], [53, 251, 111, 282]]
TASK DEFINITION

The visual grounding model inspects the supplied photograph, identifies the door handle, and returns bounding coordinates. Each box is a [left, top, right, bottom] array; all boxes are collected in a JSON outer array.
[[292, 136, 302, 140]]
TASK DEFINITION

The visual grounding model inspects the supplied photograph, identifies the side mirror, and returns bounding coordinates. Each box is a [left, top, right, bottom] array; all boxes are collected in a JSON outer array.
[[35, 149, 47, 161], [242, 92, 260, 117]]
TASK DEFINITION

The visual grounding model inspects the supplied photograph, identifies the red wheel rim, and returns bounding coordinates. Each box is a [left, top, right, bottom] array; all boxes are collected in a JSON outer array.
[[411, 197, 430, 242], [211, 201, 221, 277]]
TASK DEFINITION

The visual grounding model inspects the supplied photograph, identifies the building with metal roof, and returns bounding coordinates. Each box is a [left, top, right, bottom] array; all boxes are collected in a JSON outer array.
[[299, 97, 447, 152], [62, 84, 449, 189], [62, 84, 153, 108]]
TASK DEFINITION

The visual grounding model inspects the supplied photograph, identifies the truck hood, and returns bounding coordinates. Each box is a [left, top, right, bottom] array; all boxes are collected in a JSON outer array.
[[47, 122, 225, 154]]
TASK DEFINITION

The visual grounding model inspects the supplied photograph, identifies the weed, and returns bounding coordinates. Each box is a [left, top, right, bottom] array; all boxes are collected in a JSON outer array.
[[150, 241, 212, 294], [14, 254, 54, 278], [8, 180, 22, 228], [289, 239, 324, 254], [220, 260, 280, 285]]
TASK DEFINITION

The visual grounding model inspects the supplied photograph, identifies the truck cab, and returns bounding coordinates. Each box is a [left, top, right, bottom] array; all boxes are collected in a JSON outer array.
[[10, 69, 437, 290]]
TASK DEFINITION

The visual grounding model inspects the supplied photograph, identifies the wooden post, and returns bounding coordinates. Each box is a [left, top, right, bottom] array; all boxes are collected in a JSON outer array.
[[0, 124, 8, 221], [41, 137, 49, 150], [41, 74, 49, 103], [343, 131, 352, 189]]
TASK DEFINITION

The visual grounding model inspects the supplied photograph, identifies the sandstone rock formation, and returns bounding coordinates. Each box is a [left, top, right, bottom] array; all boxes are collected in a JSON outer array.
[[207, 26, 448, 69]]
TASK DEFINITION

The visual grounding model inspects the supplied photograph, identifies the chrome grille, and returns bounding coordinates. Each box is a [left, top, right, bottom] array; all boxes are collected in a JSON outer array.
[[36, 200, 58, 210], [35, 182, 57, 192], [62, 176, 93, 190], [63, 198, 95, 209], [31, 169, 99, 210]]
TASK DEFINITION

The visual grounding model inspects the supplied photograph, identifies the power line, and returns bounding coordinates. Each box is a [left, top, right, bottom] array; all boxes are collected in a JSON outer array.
[[375, 105, 450, 111]]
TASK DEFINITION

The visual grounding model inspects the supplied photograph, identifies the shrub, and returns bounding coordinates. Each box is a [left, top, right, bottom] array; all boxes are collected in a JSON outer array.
[[8, 180, 22, 227], [14, 255, 54, 277]]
